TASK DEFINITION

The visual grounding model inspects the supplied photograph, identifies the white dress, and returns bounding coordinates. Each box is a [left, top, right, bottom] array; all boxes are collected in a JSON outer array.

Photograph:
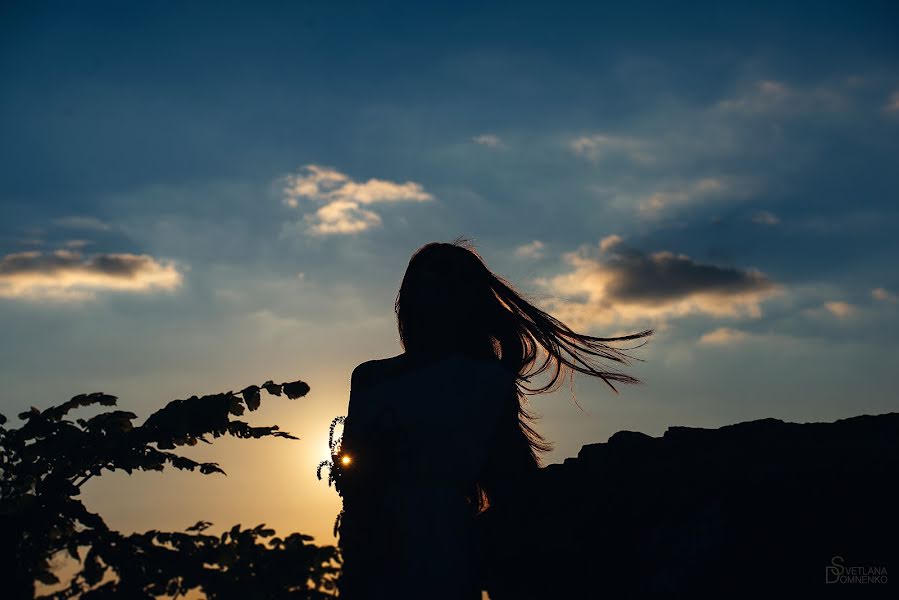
[[337, 352, 510, 599]]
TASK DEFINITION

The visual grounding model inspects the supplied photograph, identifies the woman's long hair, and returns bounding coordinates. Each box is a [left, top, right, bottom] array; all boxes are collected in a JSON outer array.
[[395, 239, 652, 509]]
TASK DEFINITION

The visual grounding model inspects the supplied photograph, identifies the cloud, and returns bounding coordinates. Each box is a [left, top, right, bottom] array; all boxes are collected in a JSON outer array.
[[698, 327, 749, 345], [717, 79, 846, 115], [568, 134, 653, 164], [823, 301, 855, 318], [638, 178, 728, 217], [515, 240, 545, 259], [599, 234, 623, 252], [472, 133, 504, 148], [0, 250, 183, 301], [54, 216, 112, 232], [282, 165, 433, 235], [751, 210, 780, 226], [886, 91, 899, 112], [718, 80, 790, 113], [308, 199, 382, 234], [872, 287, 898, 303], [537, 239, 780, 328]]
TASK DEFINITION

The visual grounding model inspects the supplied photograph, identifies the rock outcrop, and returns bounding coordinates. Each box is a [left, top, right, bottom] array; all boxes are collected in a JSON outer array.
[[478, 413, 899, 598]]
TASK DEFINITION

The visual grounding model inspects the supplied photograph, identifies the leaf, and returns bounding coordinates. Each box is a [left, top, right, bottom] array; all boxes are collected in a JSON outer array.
[[44, 392, 119, 421], [241, 385, 262, 411], [186, 521, 213, 532], [328, 415, 346, 451], [199, 462, 225, 475], [18, 406, 40, 420], [171, 456, 201, 471], [34, 570, 60, 584], [84, 410, 137, 434], [282, 380, 311, 400], [262, 380, 282, 396], [83, 550, 105, 585], [228, 396, 245, 416]]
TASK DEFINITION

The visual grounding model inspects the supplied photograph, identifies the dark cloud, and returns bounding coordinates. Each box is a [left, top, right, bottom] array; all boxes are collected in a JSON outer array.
[[540, 238, 781, 327], [602, 245, 776, 305], [0, 250, 182, 300]]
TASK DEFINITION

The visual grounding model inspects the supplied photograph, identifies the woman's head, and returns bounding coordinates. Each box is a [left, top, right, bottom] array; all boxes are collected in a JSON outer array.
[[395, 241, 499, 359], [396, 239, 653, 395], [396, 239, 652, 508]]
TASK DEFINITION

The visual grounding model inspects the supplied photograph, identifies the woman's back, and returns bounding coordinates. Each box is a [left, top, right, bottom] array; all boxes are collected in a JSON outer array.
[[337, 352, 511, 599]]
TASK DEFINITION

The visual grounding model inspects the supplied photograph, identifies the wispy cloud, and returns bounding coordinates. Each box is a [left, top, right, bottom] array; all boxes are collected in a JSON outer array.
[[282, 165, 433, 235], [751, 210, 780, 226], [717, 80, 791, 114], [515, 240, 545, 259], [717, 79, 846, 115], [537, 238, 780, 328], [53, 216, 112, 232], [823, 301, 855, 318], [638, 177, 729, 217], [0, 250, 183, 301], [472, 133, 505, 148], [568, 134, 654, 164], [885, 91, 899, 113], [599, 234, 623, 252], [872, 287, 898, 303], [698, 327, 749, 345]]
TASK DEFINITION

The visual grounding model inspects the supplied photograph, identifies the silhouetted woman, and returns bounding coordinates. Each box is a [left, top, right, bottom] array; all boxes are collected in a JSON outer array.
[[335, 240, 651, 599]]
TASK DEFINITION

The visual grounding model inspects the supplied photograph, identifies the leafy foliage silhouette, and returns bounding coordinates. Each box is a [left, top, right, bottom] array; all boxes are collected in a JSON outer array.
[[0, 378, 340, 599], [316, 416, 346, 487], [315, 416, 347, 536]]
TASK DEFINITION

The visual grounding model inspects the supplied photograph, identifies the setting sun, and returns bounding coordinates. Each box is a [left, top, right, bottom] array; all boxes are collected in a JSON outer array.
[[341, 455, 352, 466]]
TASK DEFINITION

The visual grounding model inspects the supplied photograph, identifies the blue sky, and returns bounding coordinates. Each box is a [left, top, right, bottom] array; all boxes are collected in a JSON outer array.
[[2, 1, 898, 543]]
